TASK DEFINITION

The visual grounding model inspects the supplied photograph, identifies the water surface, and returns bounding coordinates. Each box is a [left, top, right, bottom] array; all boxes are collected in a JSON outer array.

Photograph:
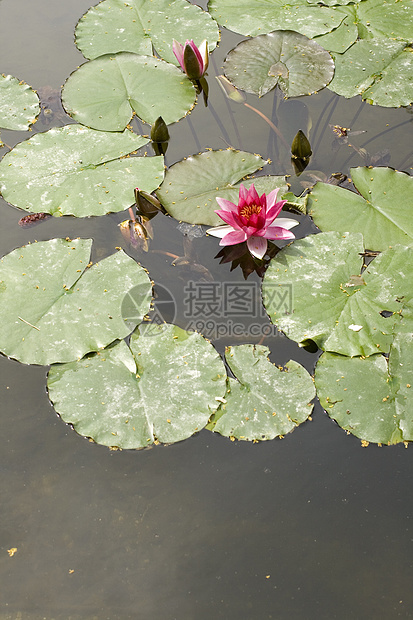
[[1, 1, 413, 618]]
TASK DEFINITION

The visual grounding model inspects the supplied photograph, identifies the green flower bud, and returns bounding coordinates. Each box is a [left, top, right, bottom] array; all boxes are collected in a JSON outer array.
[[150, 116, 170, 143], [291, 130, 312, 159]]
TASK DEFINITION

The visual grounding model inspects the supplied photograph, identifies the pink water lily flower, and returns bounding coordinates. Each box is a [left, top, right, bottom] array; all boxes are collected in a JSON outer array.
[[207, 184, 299, 259], [172, 39, 209, 80]]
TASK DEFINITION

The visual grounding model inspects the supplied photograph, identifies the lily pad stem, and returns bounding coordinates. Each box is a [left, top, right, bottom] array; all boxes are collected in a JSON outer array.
[[243, 102, 289, 151]]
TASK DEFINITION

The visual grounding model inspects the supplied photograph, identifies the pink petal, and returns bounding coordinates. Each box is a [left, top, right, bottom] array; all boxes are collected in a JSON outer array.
[[198, 40, 209, 72], [265, 188, 280, 211], [220, 229, 248, 246], [265, 200, 287, 223], [172, 40, 185, 70], [215, 209, 241, 229], [238, 213, 249, 227], [238, 184, 248, 202], [262, 226, 296, 240], [246, 184, 260, 206], [255, 210, 266, 229], [206, 225, 234, 238], [247, 236, 267, 259], [246, 212, 264, 230], [247, 226, 265, 237], [272, 217, 299, 230], [216, 197, 237, 212]]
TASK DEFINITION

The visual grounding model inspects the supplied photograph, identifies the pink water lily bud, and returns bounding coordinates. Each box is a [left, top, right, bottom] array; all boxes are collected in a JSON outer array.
[[206, 184, 299, 260], [173, 39, 209, 80]]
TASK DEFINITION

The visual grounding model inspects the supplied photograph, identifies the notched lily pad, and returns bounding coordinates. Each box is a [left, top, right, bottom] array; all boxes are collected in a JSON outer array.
[[75, 0, 219, 65], [262, 232, 413, 357], [208, 0, 345, 39], [208, 344, 315, 441], [315, 332, 413, 444], [62, 52, 196, 130], [156, 149, 287, 226], [0, 125, 164, 217], [282, 191, 308, 215], [329, 38, 413, 107], [47, 323, 227, 449], [0, 238, 152, 365], [224, 31, 335, 98], [313, 8, 358, 54], [269, 62, 289, 79], [307, 167, 413, 251], [0, 74, 40, 130]]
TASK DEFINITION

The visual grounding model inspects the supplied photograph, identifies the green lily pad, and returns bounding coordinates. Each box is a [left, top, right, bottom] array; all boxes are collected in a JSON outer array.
[[155, 149, 287, 225], [315, 0, 413, 55], [313, 8, 358, 54], [75, 0, 219, 64], [329, 38, 413, 107], [223, 31, 334, 98], [62, 52, 196, 130], [315, 332, 413, 444], [251, 177, 290, 204], [208, 344, 315, 441], [0, 125, 164, 217], [356, 0, 413, 43], [0, 239, 152, 365], [307, 167, 413, 251], [282, 191, 308, 215], [0, 74, 40, 130], [47, 323, 227, 449], [262, 232, 413, 357], [208, 0, 345, 39]]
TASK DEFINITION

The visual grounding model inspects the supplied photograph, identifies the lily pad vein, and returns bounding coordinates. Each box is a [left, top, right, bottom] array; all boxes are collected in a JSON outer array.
[[361, 198, 413, 240]]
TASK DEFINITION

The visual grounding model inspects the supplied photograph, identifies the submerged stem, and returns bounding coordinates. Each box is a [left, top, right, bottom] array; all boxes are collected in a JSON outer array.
[[243, 102, 289, 151]]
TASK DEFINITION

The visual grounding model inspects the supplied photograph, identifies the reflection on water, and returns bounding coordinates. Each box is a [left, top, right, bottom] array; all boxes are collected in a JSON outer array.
[[0, 0, 413, 618]]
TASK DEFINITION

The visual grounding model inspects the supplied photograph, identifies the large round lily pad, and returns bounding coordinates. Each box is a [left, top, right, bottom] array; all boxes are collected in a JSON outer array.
[[0, 125, 163, 217], [156, 149, 282, 225], [0, 74, 39, 130], [47, 323, 227, 449], [75, 0, 219, 65], [224, 31, 334, 98], [208, 0, 345, 39], [307, 167, 413, 251], [315, 332, 413, 444], [262, 232, 413, 357], [329, 38, 413, 107], [0, 239, 152, 365], [208, 344, 315, 441], [62, 53, 196, 130]]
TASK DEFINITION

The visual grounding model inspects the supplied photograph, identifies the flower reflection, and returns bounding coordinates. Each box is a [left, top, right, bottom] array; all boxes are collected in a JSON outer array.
[[215, 241, 281, 279]]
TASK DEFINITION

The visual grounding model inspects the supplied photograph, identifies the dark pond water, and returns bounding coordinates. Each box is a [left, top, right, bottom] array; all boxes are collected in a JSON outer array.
[[1, 1, 413, 618]]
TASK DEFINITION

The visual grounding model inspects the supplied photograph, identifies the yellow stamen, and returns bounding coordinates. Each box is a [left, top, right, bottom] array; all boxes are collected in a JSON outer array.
[[240, 204, 261, 218]]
